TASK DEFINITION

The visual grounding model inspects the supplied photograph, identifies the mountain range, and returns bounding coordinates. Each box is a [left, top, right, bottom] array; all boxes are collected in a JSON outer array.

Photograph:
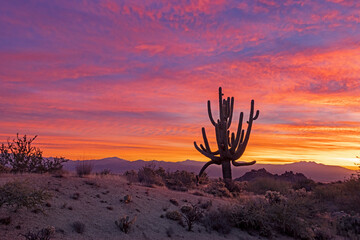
[[63, 157, 357, 183]]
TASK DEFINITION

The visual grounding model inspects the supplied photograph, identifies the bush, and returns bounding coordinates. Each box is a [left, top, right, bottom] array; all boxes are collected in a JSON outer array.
[[313, 179, 360, 213], [336, 213, 360, 238], [266, 190, 316, 239], [245, 177, 292, 195], [181, 204, 203, 231], [20, 226, 55, 240], [0, 134, 67, 173], [202, 209, 232, 234], [164, 170, 196, 191], [0, 181, 51, 211], [115, 216, 136, 233], [99, 169, 111, 175], [124, 170, 138, 183], [203, 179, 232, 198], [166, 210, 182, 221], [137, 164, 164, 186], [75, 161, 93, 177], [219, 190, 320, 239], [264, 190, 285, 205], [229, 199, 273, 237]]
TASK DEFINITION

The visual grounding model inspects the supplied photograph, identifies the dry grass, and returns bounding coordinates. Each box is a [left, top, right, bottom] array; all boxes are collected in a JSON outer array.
[[75, 162, 93, 177]]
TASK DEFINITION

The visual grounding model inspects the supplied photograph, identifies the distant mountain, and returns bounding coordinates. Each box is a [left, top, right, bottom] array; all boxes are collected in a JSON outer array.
[[63, 157, 356, 183]]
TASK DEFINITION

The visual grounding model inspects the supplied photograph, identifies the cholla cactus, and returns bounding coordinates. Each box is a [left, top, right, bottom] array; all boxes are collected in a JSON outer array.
[[115, 215, 136, 233], [194, 87, 259, 182]]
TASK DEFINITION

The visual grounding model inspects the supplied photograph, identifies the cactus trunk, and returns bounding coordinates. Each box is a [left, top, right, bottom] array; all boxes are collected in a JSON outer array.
[[221, 160, 232, 181]]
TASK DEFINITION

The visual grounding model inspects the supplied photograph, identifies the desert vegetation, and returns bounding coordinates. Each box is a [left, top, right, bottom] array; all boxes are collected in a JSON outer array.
[[0, 133, 359, 239], [75, 161, 93, 177], [0, 134, 67, 174], [0, 162, 359, 239], [122, 164, 360, 239]]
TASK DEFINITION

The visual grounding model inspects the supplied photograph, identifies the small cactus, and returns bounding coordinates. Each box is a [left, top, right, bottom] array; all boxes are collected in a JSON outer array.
[[115, 215, 136, 233]]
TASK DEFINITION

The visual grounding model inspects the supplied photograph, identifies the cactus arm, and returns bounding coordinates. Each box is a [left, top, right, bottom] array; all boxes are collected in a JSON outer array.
[[253, 110, 259, 121], [207, 101, 217, 126], [198, 160, 221, 177], [232, 160, 256, 166], [227, 130, 231, 147], [194, 141, 221, 161], [232, 100, 259, 160], [224, 128, 229, 156], [200, 130, 219, 155], [240, 129, 244, 144], [219, 87, 224, 121], [227, 97, 234, 129], [230, 112, 243, 153], [231, 132, 235, 146], [225, 97, 230, 118], [228, 132, 232, 147], [202, 127, 213, 153], [215, 123, 222, 151]]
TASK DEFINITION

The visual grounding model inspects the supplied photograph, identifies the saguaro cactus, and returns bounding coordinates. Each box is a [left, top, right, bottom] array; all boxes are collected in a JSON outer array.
[[194, 87, 259, 182]]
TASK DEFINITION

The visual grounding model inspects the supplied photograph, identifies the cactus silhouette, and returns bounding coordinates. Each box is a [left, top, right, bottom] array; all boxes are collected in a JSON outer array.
[[194, 87, 259, 182]]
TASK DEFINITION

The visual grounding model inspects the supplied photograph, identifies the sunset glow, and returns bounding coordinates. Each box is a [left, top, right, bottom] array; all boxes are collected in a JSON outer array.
[[1, 0, 360, 169]]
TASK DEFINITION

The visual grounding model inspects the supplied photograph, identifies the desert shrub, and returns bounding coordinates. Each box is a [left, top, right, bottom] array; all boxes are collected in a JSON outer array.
[[245, 177, 292, 195], [313, 179, 360, 213], [204, 179, 232, 198], [0, 134, 67, 173], [197, 172, 209, 184], [154, 167, 167, 178], [313, 182, 343, 203], [197, 199, 212, 210], [75, 161, 93, 177], [20, 226, 55, 240], [99, 169, 111, 175], [164, 170, 196, 191], [169, 198, 179, 206], [336, 213, 360, 239], [124, 170, 138, 183], [0, 181, 51, 211], [137, 164, 164, 186], [72, 221, 85, 234], [181, 204, 203, 231], [166, 210, 182, 221], [228, 189, 319, 239], [264, 190, 285, 205], [266, 190, 316, 239], [229, 199, 273, 237], [115, 215, 136, 233], [292, 179, 316, 191], [202, 209, 232, 234]]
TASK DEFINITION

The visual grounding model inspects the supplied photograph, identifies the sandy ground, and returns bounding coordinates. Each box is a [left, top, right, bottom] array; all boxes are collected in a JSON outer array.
[[0, 173, 283, 240]]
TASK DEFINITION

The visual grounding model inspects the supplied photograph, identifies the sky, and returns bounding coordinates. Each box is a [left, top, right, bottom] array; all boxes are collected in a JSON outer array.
[[1, 0, 360, 169]]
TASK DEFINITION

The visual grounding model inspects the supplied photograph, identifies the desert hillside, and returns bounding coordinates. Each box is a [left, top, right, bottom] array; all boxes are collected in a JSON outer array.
[[0, 173, 267, 240]]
